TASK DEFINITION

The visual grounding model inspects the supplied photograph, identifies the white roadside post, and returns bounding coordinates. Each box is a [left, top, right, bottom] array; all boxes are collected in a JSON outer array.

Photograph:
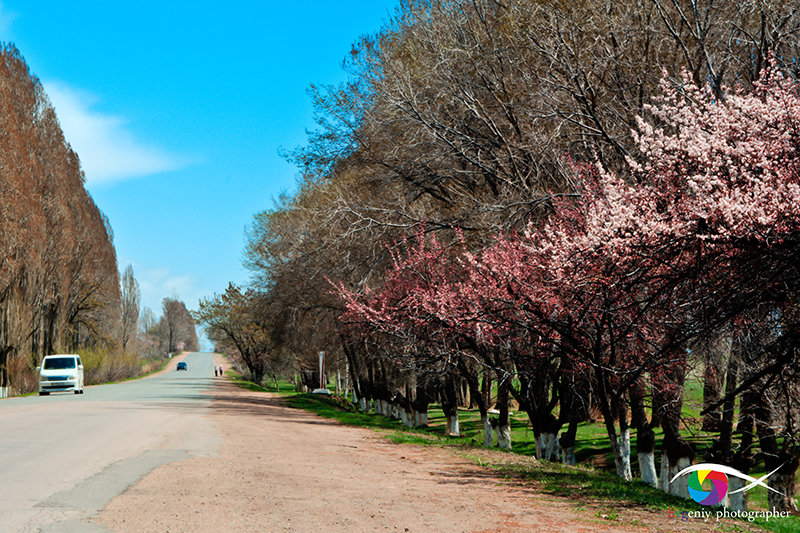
[[312, 350, 331, 395]]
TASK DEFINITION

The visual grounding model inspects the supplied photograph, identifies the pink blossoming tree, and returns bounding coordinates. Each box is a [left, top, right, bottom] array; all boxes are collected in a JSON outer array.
[[336, 63, 800, 511]]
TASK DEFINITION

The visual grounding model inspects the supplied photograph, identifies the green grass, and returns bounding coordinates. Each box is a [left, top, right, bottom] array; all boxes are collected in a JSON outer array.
[[227, 373, 296, 394], [228, 374, 799, 533]]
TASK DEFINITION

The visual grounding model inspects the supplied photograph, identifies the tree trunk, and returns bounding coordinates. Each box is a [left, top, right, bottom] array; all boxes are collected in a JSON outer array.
[[767, 469, 799, 513], [717, 358, 738, 455], [401, 383, 414, 427], [655, 353, 691, 496], [481, 370, 492, 410], [637, 427, 658, 487], [596, 372, 631, 480], [495, 378, 511, 450], [659, 428, 694, 498], [559, 419, 578, 466], [630, 381, 657, 486], [411, 382, 430, 427], [441, 379, 460, 437], [659, 452, 692, 498], [481, 414, 494, 447], [459, 359, 491, 447], [445, 413, 460, 436], [400, 407, 413, 427], [698, 328, 729, 432], [754, 396, 800, 513], [616, 401, 632, 480], [728, 477, 748, 512], [536, 413, 561, 462]]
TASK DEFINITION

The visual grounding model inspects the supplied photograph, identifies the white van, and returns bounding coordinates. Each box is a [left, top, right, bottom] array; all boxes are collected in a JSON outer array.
[[37, 354, 84, 395]]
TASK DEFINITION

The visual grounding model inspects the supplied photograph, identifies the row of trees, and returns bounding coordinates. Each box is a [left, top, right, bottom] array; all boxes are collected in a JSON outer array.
[[0, 44, 122, 394], [0, 43, 198, 396], [337, 67, 800, 512], [204, 0, 800, 512]]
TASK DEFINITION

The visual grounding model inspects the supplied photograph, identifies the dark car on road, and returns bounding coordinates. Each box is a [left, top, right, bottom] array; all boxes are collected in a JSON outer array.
[[176, 361, 187, 371]]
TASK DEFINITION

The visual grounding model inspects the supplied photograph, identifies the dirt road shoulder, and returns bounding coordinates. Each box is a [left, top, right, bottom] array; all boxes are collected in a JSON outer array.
[[94, 379, 760, 532]]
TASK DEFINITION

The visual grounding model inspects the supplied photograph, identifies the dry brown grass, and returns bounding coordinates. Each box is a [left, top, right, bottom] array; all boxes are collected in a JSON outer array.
[[4, 349, 163, 397]]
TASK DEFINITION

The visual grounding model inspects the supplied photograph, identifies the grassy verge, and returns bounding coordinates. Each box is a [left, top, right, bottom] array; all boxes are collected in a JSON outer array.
[[227, 374, 799, 533]]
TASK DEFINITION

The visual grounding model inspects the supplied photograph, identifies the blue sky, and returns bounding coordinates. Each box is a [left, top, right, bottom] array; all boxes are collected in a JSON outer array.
[[0, 1, 396, 327]]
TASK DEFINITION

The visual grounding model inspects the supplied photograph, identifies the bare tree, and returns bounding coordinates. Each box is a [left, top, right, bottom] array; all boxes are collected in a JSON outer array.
[[194, 284, 284, 384], [160, 297, 199, 355], [120, 264, 140, 352], [139, 306, 157, 334]]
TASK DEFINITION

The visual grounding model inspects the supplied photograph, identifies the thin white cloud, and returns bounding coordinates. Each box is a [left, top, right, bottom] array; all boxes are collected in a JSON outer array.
[[43, 81, 189, 185], [137, 266, 199, 312]]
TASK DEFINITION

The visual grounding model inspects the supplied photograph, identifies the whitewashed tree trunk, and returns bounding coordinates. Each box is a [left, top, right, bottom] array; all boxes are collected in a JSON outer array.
[[607, 430, 631, 481], [638, 451, 658, 487], [658, 452, 669, 492], [446, 414, 460, 436], [414, 411, 428, 427], [561, 446, 576, 466], [616, 429, 632, 481], [726, 477, 747, 511], [497, 425, 512, 450], [359, 397, 369, 414], [768, 473, 799, 513], [543, 433, 559, 462], [0, 386, 7, 398], [401, 408, 414, 427], [481, 415, 494, 447], [665, 456, 691, 498]]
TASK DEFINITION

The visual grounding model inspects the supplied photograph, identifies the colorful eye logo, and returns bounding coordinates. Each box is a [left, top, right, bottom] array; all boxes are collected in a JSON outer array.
[[671, 463, 786, 507], [687, 469, 728, 505]]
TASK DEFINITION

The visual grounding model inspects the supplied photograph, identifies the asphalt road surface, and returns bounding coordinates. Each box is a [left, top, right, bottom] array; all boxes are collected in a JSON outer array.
[[0, 352, 221, 533]]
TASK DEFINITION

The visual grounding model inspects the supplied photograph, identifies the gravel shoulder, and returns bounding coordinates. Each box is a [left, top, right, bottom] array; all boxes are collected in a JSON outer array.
[[95, 372, 765, 533]]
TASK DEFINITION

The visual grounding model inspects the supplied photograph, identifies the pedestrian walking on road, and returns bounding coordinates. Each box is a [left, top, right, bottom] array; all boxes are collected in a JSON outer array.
[[214, 366, 218, 377], [218, 365, 223, 376]]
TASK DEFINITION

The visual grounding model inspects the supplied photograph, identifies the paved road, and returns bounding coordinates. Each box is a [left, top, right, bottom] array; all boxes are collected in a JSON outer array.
[[0, 352, 222, 533]]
